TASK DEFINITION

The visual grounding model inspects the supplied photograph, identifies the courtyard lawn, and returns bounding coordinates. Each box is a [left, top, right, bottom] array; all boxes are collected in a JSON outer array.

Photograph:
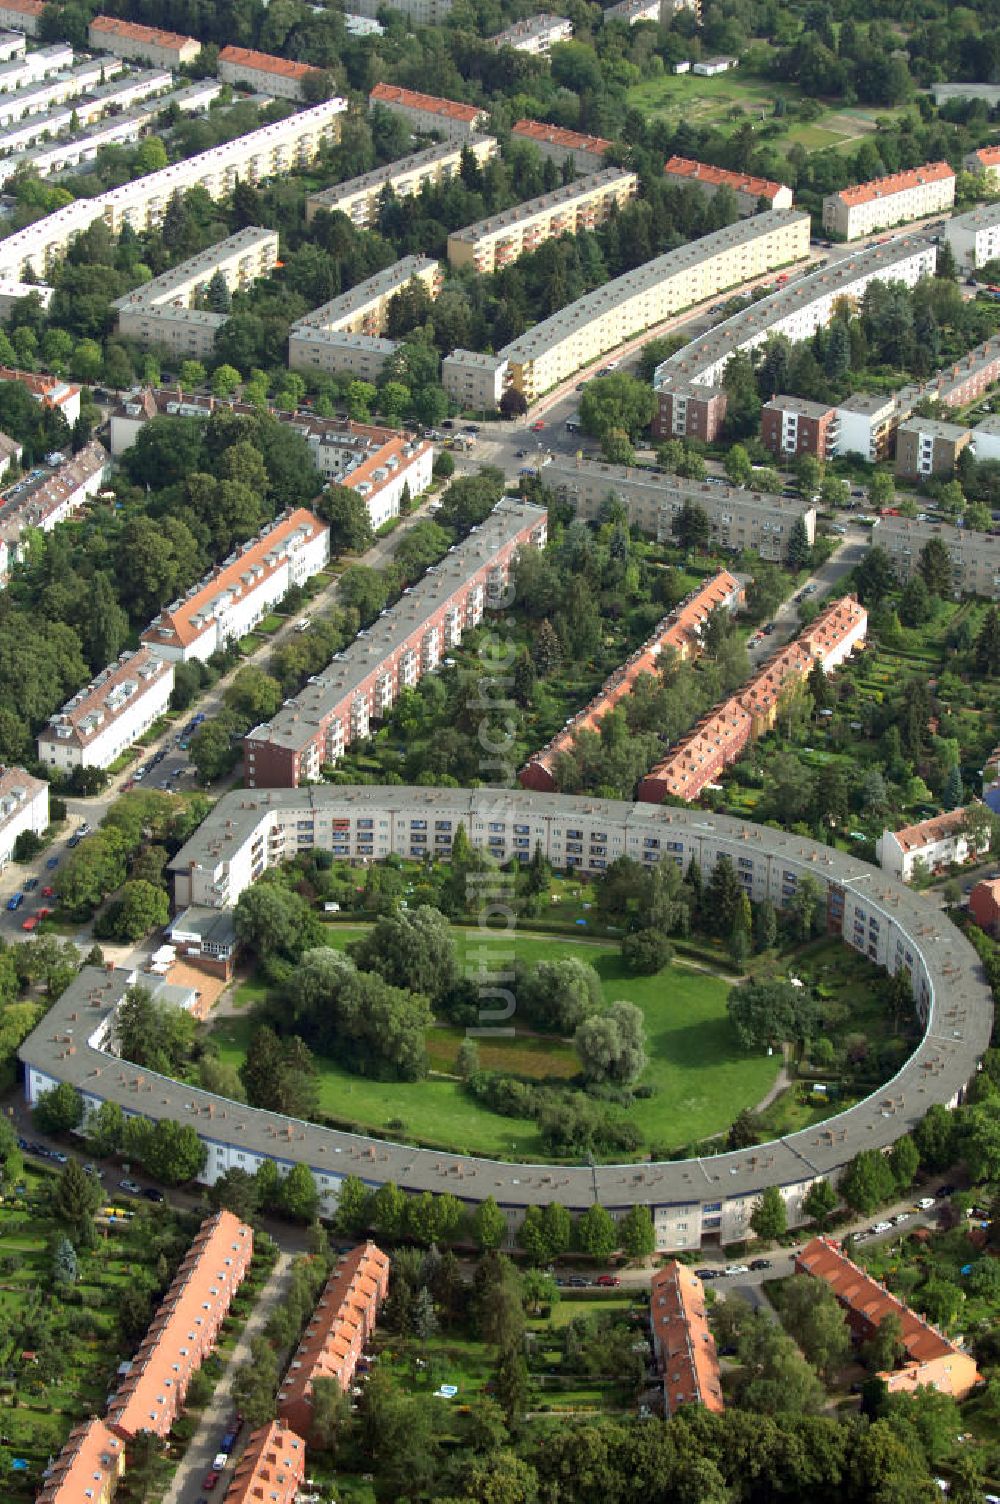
[[222, 928, 779, 1158]]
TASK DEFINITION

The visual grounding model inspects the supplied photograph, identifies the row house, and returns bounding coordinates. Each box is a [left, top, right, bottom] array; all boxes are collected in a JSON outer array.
[[141, 509, 329, 664], [663, 155, 793, 216], [446, 168, 638, 273], [519, 569, 744, 792], [0, 764, 47, 868], [38, 648, 174, 773], [305, 136, 497, 227], [639, 595, 867, 803], [821, 161, 955, 241], [107, 1212, 253, 1440], [36, 1418, 125, 1504], [368, 82, 488, 142], [650, 1263, 724, 1417], [876, 805, 989, 883], [278, 1243, 389, 1440], [222, 1421, 306, 1504], [242, 499, 547, 788], [795, 1238, 981, 1398]]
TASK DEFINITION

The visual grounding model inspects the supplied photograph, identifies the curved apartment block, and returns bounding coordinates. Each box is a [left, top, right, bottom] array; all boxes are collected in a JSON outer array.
[[19, 793, 991, 1253]]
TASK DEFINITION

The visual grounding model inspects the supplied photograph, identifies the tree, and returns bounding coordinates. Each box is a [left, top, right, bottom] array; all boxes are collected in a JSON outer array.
[[974, 607, 1000, 676], [473, 1196, 507, 1251], [99, 879, 169, 941], [33, 1081, 84, 1135], [787, 515, 812, 570], [348, 906, 457, 1002], [841, 1149, 896, 1215], [574, 1000, 647, 1085], [888, 1134, 919, 1190], [913, 1102, 957, 1174], [862, 1312, 905, 1374], [707, 855, 740, 937], [320, 483, 375, 554], [751, 1185, 788, 1243], [143, 1119, 207, 1185], [335, 1174, 373, 1238], [619, 1203, 655, 1258], [899, 574, 932, 628], [579, 373, 655, 442], [310, 1376, 351, 1454], [209, 1167, 261, 1223], [673, 499, 710, 551], [855, 546, 898, 606], [280, 1162, 320, 1223], [620, 928, 672, 975], [240, 1027, 319, 1120], [532, 618, 561, 676], [50, 1234, 78, 1288], [777, 1276, 850, 1380], [803, 1178, 838, 1226], [755, 900, 778, 953], [574, 1203, 616, 1261], [498, 387, 528, 419], [918, 536, 953, 597], [494, 1346, 529, 1427], [727, 978, 816, 1049], [85, 1099, 124, 1159], [211, 363, 241, 397], [232, 1335, 280, 1429], [52, 1157, 101, 1238]]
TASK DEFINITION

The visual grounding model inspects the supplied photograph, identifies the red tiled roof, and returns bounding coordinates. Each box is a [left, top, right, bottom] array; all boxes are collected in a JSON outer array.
[[889, 804, 978, 854], [665, 155, 789, 202], [223, 1420, 306, 1504], [0, 364, 79, 408], [972, 146, 1000, 168], [278, 1242, 389, 1423], [832, 161, 954, 207], [36, 1418, 124, 1504], [650, 1262, 724, 1415], [219, 45, 320, 81], [369, 82, 483, 123], [89, 14, 198, 49], [512, 118, 612, 155], [0, 0, 44, 15]]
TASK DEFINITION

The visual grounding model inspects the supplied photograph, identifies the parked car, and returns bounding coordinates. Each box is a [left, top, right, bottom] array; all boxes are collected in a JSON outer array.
[[41, 886, 54, 898], [595, 1274, 621, 1287], [49, 1150, 67, 1164], [6, 892, 23, 910], [567, 1276, 588, 1287], [20, 909, 37, 929], [724, 1264, 750, 1276], [872, 1221, 893, 1234], [67, 833, 81, 848], [695, 1268, 720, 1280], [23, 876, 38, 891], [45, 855, 59, 869], [915, 1197, 936, 1210], [516, 449, 528, 458], [36, 907, 51, 920], [749, 1258, 772, 1271], [892, 1212, 909, 1225], [531, 420, 545, 432], [142, 1187, 165, 1203], [202, 1472, 220, 1492], [212, 1453, 229, 1470], [220, 1431, 237, 1452], [83, 1164, 103, 1178], [119, 1179, 142, 1195]]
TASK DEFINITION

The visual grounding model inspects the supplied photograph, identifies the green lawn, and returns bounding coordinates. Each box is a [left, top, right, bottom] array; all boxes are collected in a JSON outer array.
[[220, 928, 779, 1159]]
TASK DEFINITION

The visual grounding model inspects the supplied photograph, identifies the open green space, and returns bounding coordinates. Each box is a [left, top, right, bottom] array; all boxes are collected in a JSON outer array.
[[220, 927, 779, 1159]]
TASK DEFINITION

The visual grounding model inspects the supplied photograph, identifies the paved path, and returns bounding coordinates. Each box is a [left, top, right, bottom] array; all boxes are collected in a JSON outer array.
[[160, 1250, 294, 1504]]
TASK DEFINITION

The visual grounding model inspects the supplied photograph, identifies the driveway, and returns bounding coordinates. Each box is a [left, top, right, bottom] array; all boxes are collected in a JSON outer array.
[[161, 1250, 295, 1504]]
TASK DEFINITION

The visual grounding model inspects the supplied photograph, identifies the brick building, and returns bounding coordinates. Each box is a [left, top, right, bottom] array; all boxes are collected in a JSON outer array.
[[970, 877, 1000, 937], [652, 379, 728, 443], [761, 395, 839, 460]]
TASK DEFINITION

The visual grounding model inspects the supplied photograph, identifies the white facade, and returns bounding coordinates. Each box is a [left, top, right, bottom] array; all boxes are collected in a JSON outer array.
[[0, 766, 47, 868], [38, 650, 174, 772], [945, 203, 1000, 271], [0, 41, 72, 92], [490, 13, 572, 54], [834, 393, 898, 461], [822, 163, 955, 241], [0, 29, 25, 60], [693, 57, 736, 76], [0, 2, 44, 37], [972, 415, 1000, 463], [0, 57, 118, 130], [876, 807, 988, 883], [442, 349, 509, 409]]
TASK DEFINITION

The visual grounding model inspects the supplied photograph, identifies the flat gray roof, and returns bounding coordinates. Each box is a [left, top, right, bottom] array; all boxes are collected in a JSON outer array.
[[307, 137, 495, 211], [448, 168, 635, 245], [546, 457, 814, 519], [290, 256, 439, 332], [23, 793, 989, 1212]]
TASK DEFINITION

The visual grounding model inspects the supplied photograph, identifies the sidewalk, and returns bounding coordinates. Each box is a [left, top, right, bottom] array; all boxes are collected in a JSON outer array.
[[160, 1249, 295, 1504]]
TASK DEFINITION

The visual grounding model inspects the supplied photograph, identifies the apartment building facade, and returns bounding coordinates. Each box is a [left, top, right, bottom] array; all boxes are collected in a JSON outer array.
[[223, 1422, 306, 1504], [639, 596, 867, 803], [503, 209, 811, 401], [795, 1238, 981, 1398], [113, 226, 279, 357], [650, 1263, 724, 1417], [447, 167, 638, 272], [822, 161, 955, 240], [218, 45, 322, 101], [546, 457, 817, 561], [278, 1243, 390, 1439], [351, 0, 453, 23], [913, 334, 1000, 411], [0, 0, 43, 35], [944, 202, 1000, 271], [970, 877, 1000, 937], [519, 570, 743, 792], [0, 99, 345, 281], [38, 648, 174, 772], [0, 441, 108, 574], [107, 1212, 253, 1440], [761, 394, 838, 459], [305, 135, 497, 227], [963, 144, 1000, 188], [36, 1418, 125, 1504], [653, 380, 729, 442], [0, 41, 72, 90], [874, 515, 1000, 599], [288, 255, 442, 377], [876, 806, 989, 882], [87, 15, 201, 67], [243, 499, 548, 788], [664, 155, 792, 215], [973, 414, 1000, 463], [368, 82, 487, 142], [141, 509, 329, 664], [0, 29, 26, 61], [834, 392, 899, 461], [441, 348, 509, 410], [490, 13, 572, 52], [0, 765, 47, 868], [510, 117, 612, 170], [0, 57, 118, 130], [895, 417, 971, 480]]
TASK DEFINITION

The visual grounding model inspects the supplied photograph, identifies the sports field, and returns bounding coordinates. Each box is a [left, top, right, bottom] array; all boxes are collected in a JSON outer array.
[[214, 928, 779, 1160]]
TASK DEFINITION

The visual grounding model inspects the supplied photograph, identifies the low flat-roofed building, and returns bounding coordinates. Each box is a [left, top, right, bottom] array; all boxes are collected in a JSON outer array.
[[0, 764, 47, 868], [964, 144, 1000, 188], [510, 117, 612, 170], [546, 455, 816, 560], [306, 135, 496, 227], [762, 394, 838, 459], [113, 226, 279, 358], [142, 508, 329, 664], [0, 0, 45, 36], [664, 155, 792, 215], [650, 1262, 724, 1416], [876, 805, 989, 882], [107, 1212, 253, 1439], [278, 1242, 389, 1440], [219, 45, 324, 101], [822, 161, 955, 241], [223, 1421, 306, 1504], [447, 167, 637, 273], [38, 647, 174, 772], [874, 514, 1000, 599], [169, 905, 237, 979], [87, 14, 201, 67], [442, 348, 509, 409], [693, 55, 736, 75], [945, 202, 1000, 271], [520, 569, 743, 791], [490, 13, 572, 53], [36, 1418, 125, 1504], [895, 417, 971, 480], [795, 1237, 981, 1399], [368, 82, 488, 142]]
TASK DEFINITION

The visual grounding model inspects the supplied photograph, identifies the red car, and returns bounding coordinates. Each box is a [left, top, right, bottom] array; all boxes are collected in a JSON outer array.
[[531, 420, 545, 431], [202, 1473, 220, 1492], [41, 886, 54, 898], [36, 907, 51, 920], [596, 1274, 621, 1287]]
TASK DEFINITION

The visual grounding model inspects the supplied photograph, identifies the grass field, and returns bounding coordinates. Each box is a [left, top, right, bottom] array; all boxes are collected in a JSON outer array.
[[218, 927, 779, 1159]]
